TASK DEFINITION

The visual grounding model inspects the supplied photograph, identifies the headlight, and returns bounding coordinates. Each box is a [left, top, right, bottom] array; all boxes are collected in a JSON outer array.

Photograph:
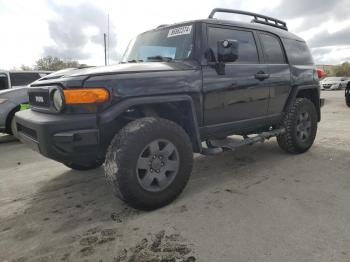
[[52, 89, 64, 111], [0, 98, 8, 104]]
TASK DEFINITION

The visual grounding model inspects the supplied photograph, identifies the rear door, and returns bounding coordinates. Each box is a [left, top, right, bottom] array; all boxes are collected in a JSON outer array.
[[202, 26, 270, 126], [258, 32, 291, 116]]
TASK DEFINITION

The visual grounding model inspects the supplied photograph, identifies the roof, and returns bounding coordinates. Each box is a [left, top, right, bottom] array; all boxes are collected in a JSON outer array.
[[151, 18, 304, 42]]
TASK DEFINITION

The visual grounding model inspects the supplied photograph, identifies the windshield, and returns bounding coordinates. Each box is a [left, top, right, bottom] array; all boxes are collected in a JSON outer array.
[[122, 24, 194, 63]]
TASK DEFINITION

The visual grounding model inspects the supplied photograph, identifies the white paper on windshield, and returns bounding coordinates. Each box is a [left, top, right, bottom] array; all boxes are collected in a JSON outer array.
[[167, 25, 192, 38]]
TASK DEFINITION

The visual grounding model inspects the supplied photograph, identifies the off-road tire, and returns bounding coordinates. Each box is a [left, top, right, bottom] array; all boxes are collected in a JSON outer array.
[[104, 117, 193, 210], [346, 92, 350, 107], [277, 98, 318, 154], [64, 160, 103, 171]]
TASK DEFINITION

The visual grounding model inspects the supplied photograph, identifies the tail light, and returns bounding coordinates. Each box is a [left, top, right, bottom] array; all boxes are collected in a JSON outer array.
[[316, 68, 326, 79]]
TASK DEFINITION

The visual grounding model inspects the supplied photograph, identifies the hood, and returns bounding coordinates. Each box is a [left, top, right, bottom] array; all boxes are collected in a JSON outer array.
[[30, 61, 199, 88], [64, 61, 197, 77]]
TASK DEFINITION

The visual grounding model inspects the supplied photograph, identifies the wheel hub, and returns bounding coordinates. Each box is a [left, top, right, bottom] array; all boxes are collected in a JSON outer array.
[[136, 139, 179, 192], [150, 155, 165, 172], [296, 111, 311, 141]]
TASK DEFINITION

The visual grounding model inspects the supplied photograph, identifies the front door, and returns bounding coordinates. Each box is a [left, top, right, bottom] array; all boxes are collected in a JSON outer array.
[[202, 26, 270, 128]]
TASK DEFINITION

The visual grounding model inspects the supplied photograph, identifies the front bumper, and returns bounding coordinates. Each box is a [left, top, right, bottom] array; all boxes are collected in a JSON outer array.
[[15, 109, 101, 164]]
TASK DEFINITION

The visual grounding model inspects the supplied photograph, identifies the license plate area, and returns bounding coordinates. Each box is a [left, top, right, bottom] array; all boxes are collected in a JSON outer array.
[[29, 90, 50, 108]]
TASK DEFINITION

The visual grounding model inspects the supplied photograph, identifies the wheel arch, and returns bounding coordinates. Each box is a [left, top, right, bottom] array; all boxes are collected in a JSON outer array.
[[284, 86, 321, 121], [99, 95, 202, 153], [5, 104, 20, 134]]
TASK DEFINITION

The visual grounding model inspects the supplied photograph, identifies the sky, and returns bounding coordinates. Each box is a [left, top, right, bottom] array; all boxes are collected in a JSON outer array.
[[0, 0, 350, 69]]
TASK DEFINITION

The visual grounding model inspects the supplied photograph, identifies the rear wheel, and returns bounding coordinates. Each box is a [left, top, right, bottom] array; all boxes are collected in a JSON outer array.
[[346, 91, 350, 107], [346, 98, 350, 107], [104, 117, 193, 210], [277, 98, 318, 154], [64, 160, 103, 171]]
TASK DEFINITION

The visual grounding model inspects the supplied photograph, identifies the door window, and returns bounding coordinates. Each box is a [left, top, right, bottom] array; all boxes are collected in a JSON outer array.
[[0, 74, 9, 90], [259, 33, 286, 64], [207, 27, 259, 64], [10, 73, 41, 87]]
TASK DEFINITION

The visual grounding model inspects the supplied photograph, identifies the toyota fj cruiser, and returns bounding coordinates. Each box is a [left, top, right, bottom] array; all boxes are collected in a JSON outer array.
[[15, 9, 322, 210]]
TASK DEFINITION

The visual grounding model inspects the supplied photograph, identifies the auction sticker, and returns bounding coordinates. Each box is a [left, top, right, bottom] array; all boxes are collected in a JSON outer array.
[[168, 25, 192, 38]]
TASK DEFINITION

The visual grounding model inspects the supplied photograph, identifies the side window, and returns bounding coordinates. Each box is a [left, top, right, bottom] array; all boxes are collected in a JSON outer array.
[[207, 27, 259, 63], [259, 33, 286, 64], [0, 73, 9, 90], [10, 73, 41, 86], [282, 39, 314, 65]]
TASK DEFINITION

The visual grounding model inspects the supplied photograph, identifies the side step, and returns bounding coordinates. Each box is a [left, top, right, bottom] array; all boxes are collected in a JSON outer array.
[[201, 128, 285, 156]]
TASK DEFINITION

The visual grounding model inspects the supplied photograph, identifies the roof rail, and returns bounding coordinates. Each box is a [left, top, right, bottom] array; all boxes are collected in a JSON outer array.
[[208, 8, 288, 31]]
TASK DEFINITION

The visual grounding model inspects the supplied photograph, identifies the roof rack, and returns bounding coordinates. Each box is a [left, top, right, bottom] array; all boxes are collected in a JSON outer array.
[[208, 8, 288, 31]]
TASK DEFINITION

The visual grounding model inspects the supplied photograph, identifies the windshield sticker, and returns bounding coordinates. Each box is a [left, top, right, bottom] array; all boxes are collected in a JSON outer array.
[[167, 25, 192, 38]]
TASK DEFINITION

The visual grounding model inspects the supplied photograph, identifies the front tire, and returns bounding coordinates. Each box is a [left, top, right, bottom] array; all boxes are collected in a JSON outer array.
[[104, 117, 193, 210], [277, 98, 318, 154]]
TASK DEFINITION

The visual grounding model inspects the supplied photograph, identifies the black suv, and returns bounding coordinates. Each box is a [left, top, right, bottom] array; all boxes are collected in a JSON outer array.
[[16, 9, 321, 210]]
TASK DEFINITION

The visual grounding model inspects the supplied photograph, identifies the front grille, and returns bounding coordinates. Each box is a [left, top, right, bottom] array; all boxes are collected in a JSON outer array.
[[28, 91, 50, 108], [17, 123, 37, 140], [323, 84, 332, 89]]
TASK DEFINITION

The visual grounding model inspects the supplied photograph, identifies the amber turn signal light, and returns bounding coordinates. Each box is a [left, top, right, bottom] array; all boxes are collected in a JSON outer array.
[[63, 88, 110, 105]]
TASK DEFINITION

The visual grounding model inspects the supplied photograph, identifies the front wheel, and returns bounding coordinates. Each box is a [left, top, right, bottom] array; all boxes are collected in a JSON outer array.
[[277, 98, 318, 154], [104, 117, 193, 210]]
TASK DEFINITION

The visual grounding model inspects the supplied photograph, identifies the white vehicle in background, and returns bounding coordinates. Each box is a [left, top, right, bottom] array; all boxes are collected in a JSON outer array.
[[0, 70, 51, 137], [0, 71, 52, 91], [320, 77, 349, 90]]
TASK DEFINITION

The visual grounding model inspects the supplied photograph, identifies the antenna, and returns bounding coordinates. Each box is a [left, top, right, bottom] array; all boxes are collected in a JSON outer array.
[[104, 33, 107, 66]]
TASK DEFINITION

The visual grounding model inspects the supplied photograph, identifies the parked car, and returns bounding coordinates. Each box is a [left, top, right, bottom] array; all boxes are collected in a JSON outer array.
[[16, 8, 322, 210], [320, 77, 349, 90], [0, 71, 51, 136], [0, 88, 29, 137], [0, 70, 51, 91]]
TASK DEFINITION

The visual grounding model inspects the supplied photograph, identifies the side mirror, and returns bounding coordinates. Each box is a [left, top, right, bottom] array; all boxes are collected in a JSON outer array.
[[217, 40, 239, 63]]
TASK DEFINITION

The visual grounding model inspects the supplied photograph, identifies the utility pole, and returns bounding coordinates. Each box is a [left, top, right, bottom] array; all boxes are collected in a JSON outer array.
[[104, 33, 107, 66], [107, 14, 110, 65]]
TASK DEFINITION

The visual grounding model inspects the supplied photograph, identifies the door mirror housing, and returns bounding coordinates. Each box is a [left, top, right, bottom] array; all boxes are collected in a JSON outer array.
[[217, 40, 239, 63]]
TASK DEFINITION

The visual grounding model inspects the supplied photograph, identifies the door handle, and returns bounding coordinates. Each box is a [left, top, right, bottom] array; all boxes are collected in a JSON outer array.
[[255, 72, 270, 81]]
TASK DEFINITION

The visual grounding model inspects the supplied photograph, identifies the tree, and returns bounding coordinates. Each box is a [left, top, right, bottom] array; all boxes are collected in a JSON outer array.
[[20, 65, 33, 71], [333, 62, 350, 77], [34, 56, 80, 71]]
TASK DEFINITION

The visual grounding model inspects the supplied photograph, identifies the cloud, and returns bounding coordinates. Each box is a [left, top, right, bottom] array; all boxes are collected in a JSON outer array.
[[43, 1, 118, 63], [268, 0, 350, 32], [308, 27, 350, 48]]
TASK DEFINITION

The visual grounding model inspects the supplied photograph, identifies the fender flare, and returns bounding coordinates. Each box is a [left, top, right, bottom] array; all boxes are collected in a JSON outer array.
[[99, 95, 202, 153], [283, 85, 321, 121]]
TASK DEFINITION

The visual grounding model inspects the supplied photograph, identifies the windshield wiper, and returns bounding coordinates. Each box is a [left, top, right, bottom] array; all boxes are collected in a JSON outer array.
[[147, 55, 173, 62]]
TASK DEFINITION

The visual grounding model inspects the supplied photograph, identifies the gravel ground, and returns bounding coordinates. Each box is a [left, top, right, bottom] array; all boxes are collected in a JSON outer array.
[[0, 90, 349, 262]]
